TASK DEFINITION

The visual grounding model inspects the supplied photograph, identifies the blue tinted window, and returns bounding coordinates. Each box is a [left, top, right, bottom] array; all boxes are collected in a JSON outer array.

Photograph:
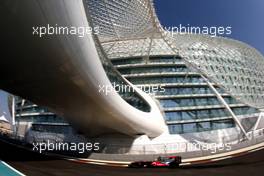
[[183, 123, 197, 133]]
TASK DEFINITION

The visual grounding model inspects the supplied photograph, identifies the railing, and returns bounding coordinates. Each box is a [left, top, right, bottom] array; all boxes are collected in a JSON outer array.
[[1, 127, 264, 160], [96, 129, 264, 157]]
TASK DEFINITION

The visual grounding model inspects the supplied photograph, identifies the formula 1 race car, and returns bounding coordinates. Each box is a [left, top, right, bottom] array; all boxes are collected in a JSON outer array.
[[128, 156, 182, 168]]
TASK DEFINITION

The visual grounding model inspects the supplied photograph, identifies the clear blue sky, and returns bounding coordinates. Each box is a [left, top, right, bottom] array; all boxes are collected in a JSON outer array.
[[154, 0, 264, 55]]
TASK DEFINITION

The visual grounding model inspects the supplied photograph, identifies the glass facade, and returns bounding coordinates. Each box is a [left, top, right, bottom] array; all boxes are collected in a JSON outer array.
[[14, 53, 260, 135], [15, 115, 67, 124], [232, 107, 259, 116], [93, 36, 151, 112], [15, 106, 50, 114], [13, 97, 72, 138], [112, 56, 260, 134], [15, 97, 67, 124], [156, 87, 213, 95], [111, 56, 183, 66], [168, 119, 235, 134], [31, 124, 70, 134], [111, 57, 143, 65], [165, 109, 231, 121], [128, 76, 204, 84], [149, 56, 182, 63], [119, 65, 189, 75], [160, 98, 221, 108]]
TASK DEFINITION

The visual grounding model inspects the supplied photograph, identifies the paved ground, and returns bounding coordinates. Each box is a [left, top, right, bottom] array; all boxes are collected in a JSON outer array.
[[1, 138, 264, 176], [7, 151, 264, 176]]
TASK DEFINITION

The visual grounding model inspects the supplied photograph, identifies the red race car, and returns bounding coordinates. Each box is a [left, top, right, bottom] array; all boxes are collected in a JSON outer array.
[[129, 156, 182, 168]]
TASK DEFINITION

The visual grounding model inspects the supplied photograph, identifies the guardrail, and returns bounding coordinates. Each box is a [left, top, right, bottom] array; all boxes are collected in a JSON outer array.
[[1, 128, 264, 161], [87, 129, 264, 162]]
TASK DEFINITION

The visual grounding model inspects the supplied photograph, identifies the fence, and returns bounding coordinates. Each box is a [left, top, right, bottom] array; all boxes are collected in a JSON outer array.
[[1, 127, 264, 160]]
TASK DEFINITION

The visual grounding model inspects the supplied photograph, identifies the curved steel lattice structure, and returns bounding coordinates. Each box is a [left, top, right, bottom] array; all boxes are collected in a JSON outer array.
[[166, 34, 264, 109], [83, 0, 264, 136], [84, 0, 161, 42], [84, 0, 264, 110]]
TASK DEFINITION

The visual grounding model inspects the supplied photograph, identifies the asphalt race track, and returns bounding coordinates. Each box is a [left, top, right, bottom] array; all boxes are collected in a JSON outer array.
[[8, 151, 264, 176], [1, 139, 264, 176]]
